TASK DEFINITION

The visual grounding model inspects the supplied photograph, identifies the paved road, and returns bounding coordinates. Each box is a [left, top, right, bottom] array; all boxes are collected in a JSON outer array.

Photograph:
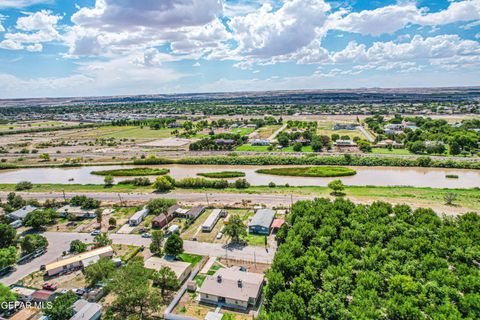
[[0, 191, 304, 207], [1, 231, 275, 286], [358, 125, 375, 142]]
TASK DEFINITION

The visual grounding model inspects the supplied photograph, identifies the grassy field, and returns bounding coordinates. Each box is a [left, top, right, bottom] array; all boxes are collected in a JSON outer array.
[[255, 125, 282, 139], [256, 166, 356, 177], [371, 148, 412, 155], [0, 121, 67, 130], [197, 171, 245, 178], [178, 253, 203, 267], [91, 168, 169, 176], [231, 127, 255, 136], [61, 126, 175, 139], [316, 120, 366, 140]]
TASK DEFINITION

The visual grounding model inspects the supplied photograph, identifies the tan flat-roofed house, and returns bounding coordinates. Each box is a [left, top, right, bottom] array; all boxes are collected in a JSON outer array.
[[144, 257, 192, 283], [198, 267, 264, 310], [45, 246, 113, 276]]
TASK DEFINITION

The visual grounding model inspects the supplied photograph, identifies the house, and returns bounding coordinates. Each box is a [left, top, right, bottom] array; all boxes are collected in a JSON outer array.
[[70, 299, 102, 320], [271, 218, 285, 232], [334, 140, 357, 147], [250, 139, 270, 146], [31, 290, 56, 302], [198, 267, 264, 310], [8, 205, 37, 221], [144, 257, 192, 283], [10, 220, 22, 229], [167, 224, 180, 234], [151, 212, 174, 229], [176, 206, 205, 220], [129, 207, 149, 226], [248, 209, 275, 235], [169, 204, 189, 217], [45, 246, 114, 276], [333, 123, 358, 130], [57, 205, 96, 219], [201, 209, 226, 232], [215, 139, 235, 145], [375, 139, 404, 149], [11, 286, 36, 301], [9, 308, 40, 320]]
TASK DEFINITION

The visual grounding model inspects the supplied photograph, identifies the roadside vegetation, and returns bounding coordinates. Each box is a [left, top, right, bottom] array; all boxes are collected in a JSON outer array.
[[256, 166, 356, 177], [197, 171, 245, 178], [264, 198, 480, 319]]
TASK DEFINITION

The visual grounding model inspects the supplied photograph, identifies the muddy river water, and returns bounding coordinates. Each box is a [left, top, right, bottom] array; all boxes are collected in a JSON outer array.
[[0, 164, 479, 188]]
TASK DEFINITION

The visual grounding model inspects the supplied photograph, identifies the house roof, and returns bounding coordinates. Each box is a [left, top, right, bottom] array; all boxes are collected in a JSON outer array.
[[9, 308, 39, 320], [144, 257, 191, 279], [31, 290, 55, 301], [167, 204, 181, 215], [8, 205, 37, 220], [57, 205, 93, 216], [202, 209, 224, 228], [271, 219, 285, 229], [70, 299, 102, 320], [198, 267, 264, 302], [11, 286, 36, 297], [187, 206, 205, 219], [249, 209, 275, 228], [45, 246, 113, 272], [129, 208, 149, 221], [152, 214, 167, 224]]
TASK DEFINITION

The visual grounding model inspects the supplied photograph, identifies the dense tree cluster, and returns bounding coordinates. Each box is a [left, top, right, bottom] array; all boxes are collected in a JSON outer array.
[[70, 195, 101, 209], [366, 115, 480, 156], [189, 133, 248, 151], [263, 198, 480, 319]]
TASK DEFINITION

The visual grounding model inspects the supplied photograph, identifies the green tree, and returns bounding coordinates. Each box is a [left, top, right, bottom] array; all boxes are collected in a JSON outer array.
[[23, 209, 57, 230], [84, 256, 115, 286], [0, 224, 16, 249], [108, 217, 117, 229], [234, 178, 250, 189], [104, 175, 114, 187], [357, 140, 372, 152], [0, 283, 17, 312], [95, 208, 103, 224], [151, 266, 179, 296], [69, 240, 87, 254], [150, 230, 164, 256], [328, 179, 346, 196], [311, 136, 323, 152], [93, 233, 112, 248], [39, 153, 50, 161], [109, 260, 161, 318], [146, 198, 177, 215], [153, 175, 175, 192], [15, 181, 33, 191], [223, 214, 247, 243], [292, 142, 302, 152], [20, 234, 48, 254], [164, 233, 183, 257], [0, 247, 16, 270], [44, 291, 78, 320], [444, 192, 457, 206]]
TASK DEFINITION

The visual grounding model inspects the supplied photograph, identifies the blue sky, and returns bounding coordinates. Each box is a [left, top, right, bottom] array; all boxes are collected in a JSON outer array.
[[0, 0, 479, 98]]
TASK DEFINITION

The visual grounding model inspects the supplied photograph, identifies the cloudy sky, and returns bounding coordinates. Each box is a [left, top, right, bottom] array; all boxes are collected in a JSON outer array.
[[0, 0, 479, 98]]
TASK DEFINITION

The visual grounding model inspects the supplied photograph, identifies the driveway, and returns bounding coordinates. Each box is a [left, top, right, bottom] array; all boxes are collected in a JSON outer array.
[[1, 231, 275, 286]]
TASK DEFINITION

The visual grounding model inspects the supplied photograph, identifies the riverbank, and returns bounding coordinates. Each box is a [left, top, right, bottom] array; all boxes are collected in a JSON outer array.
[[1, 183, 478, 212]]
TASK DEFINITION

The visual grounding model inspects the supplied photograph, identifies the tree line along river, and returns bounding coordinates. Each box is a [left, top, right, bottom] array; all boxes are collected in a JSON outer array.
[[0, 164, 479, 188]]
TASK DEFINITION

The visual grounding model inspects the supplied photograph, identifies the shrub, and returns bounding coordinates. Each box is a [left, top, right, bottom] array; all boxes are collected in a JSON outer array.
[[15, 181, 33, 191], [256, 166, 356, 177], [197, 171, 245, 179]]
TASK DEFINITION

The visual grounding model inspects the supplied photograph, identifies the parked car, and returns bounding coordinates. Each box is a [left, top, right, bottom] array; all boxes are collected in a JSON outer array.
[[74, 288, 85, 296], [42, 282, 58, 291], [90, 230, 101, 236], [40, 264, 46, 271], [216, 232, 223, 240], [141, 233, 151, 238]]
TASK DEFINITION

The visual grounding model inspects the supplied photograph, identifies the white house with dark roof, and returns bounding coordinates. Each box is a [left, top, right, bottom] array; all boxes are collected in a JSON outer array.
[[8, 205, 37, 221], [198, 267, 264, 310]]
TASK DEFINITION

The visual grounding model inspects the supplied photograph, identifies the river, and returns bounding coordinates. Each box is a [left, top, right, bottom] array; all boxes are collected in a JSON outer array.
[[0, 164, 479, 188]]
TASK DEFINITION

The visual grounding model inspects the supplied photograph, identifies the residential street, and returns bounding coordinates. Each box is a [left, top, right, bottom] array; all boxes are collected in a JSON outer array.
[[0, 191, 303, 207], [1, 231, 275, 286]]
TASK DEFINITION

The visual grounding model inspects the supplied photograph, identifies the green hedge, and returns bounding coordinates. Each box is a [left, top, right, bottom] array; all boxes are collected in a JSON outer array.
[[91, 168, 169, 176], [197, 171, 246, 178], [256, 166, 356, 177]]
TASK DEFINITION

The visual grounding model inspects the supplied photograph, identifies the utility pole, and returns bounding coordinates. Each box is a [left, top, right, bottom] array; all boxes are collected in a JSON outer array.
[[205, 192, 210, 207], [62, 190, 66, 201], [117, 193, 124, 206]]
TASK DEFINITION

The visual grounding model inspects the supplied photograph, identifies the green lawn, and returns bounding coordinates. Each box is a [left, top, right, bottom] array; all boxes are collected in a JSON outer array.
[[178, 253, 203, 267], [245, 233, 267, 246], [371, 148, 412, 155], [194, 274, 206, 286], [231, 127, 255, 136]]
